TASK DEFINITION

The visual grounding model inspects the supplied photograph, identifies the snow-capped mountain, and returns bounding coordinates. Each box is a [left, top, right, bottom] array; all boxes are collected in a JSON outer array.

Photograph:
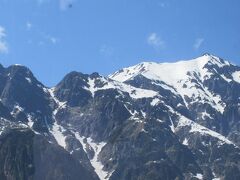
[[110, 54, 235, 113], [0, 54, 240, 180]]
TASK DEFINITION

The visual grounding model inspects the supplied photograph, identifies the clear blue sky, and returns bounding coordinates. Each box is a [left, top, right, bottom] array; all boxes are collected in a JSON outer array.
[[0, 0, 239, 86]]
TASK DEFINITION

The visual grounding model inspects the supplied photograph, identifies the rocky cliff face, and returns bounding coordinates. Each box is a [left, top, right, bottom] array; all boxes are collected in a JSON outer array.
[[0, 54, 240, 180]]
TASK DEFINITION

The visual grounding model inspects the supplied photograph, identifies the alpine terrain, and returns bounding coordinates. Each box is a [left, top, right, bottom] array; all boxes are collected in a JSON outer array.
[[0, 54, 240, 180]]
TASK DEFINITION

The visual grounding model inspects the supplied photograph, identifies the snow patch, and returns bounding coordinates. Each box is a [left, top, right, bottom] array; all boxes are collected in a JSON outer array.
[[177, 115, 235, 146], [201, 111, 212, 120], [220, 74, 232, 82], [15, 105, 24, 112], [88, 78, 96, 97], [75, 132, 87, 152], [182, 138, 189, 146], [50, 122, 66, 149], [74, 132, 113, 180], [232, 71, 240, 83], [84, 76, 158, 100], [141, 128, 148, 133], [11, 104, 24, 116], [151, 81, 178, 95], [150, 98, 160, 106], [193, 173, 203, 180], [141, 110, 146, 118], [27, 114, 34, 128], [124, 104, 138, 117], [169, 117, 175, 133], [25, 77, 32, 83], [156, 119, 164, 123], [87, 138, 109, 180], [48, 87, 68, 149]]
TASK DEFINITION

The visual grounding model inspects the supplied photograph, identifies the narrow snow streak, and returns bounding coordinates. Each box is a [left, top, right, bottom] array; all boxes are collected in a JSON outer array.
[[74, 133, 112, 180], [50, 122, 66, 149], [169, 117, 175, 133], [87, 138, 108, 180], [165, 104, 236, 146], [193, 173, 203, 180], [177, 115, 235, 146], [75, 132, 88, 152], [88, 78, 96, 97], [48, 88, 67, 149], [220, 74, 232, 82], [48, 88, 66, 115], [25, 77, 32, 83]]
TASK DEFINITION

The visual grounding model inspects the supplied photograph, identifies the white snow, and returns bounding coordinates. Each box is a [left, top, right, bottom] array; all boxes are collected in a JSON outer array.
[[141, 128, 148, 133], [109, 62, 147, 82], [110, 55, 215, 83], [232, 71, 240, 83], [182, 138, 189, 146], [141, 110, 146, 118], [150, 98, 160, 106], [118, 83, 157, 99], [11, 104, 40, 132], [177, 115, 235, 146], [200, 86, 225, 114], [165, 103, 235, 146], [151, 81, 178, 95], [11, 104, 24, 116], [74, 132, 114, 180], [124, 104, 138, 117], [201, 141, 208, 147], [220, 74, 232, 82], [14, 104, 24, 113], [156, 119, 164, 123], [48, 87, 67, 149], [169, 117, 175, 133], [27, 114, 34, 128], [48, 88, 67, 116], [193, 173, 203, 180], [48, 88, 66, 113], [74, 133, 111, 180], [201, 111, 212, 120], [88, 78, 96, 97], [50, 122, 67, 149], [75, 132, 88, 152], [110, 55, 226, 114], [25, 77, 32, 83], [87, 138, 110, 180], [84, 76, 158, 100]]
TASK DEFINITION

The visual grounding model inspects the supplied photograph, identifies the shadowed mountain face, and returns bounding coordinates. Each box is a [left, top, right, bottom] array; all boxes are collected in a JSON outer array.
[[0, 129, 98, 180], [0, 54, 240, 180]]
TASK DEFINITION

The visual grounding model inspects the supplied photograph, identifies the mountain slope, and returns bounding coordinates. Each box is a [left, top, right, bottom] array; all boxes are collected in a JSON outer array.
[[110, 54, 240, 141], [0, 54, 240, 180]]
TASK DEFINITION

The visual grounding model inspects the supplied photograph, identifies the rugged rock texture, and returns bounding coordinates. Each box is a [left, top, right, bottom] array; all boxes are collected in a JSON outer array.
[[0, 54, 240, 180], [0, 129, 98, 180]]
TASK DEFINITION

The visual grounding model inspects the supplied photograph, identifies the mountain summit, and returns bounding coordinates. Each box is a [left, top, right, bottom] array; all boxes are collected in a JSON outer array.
[[0, 54, 240, 180], [110, 54, 232, 83]]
